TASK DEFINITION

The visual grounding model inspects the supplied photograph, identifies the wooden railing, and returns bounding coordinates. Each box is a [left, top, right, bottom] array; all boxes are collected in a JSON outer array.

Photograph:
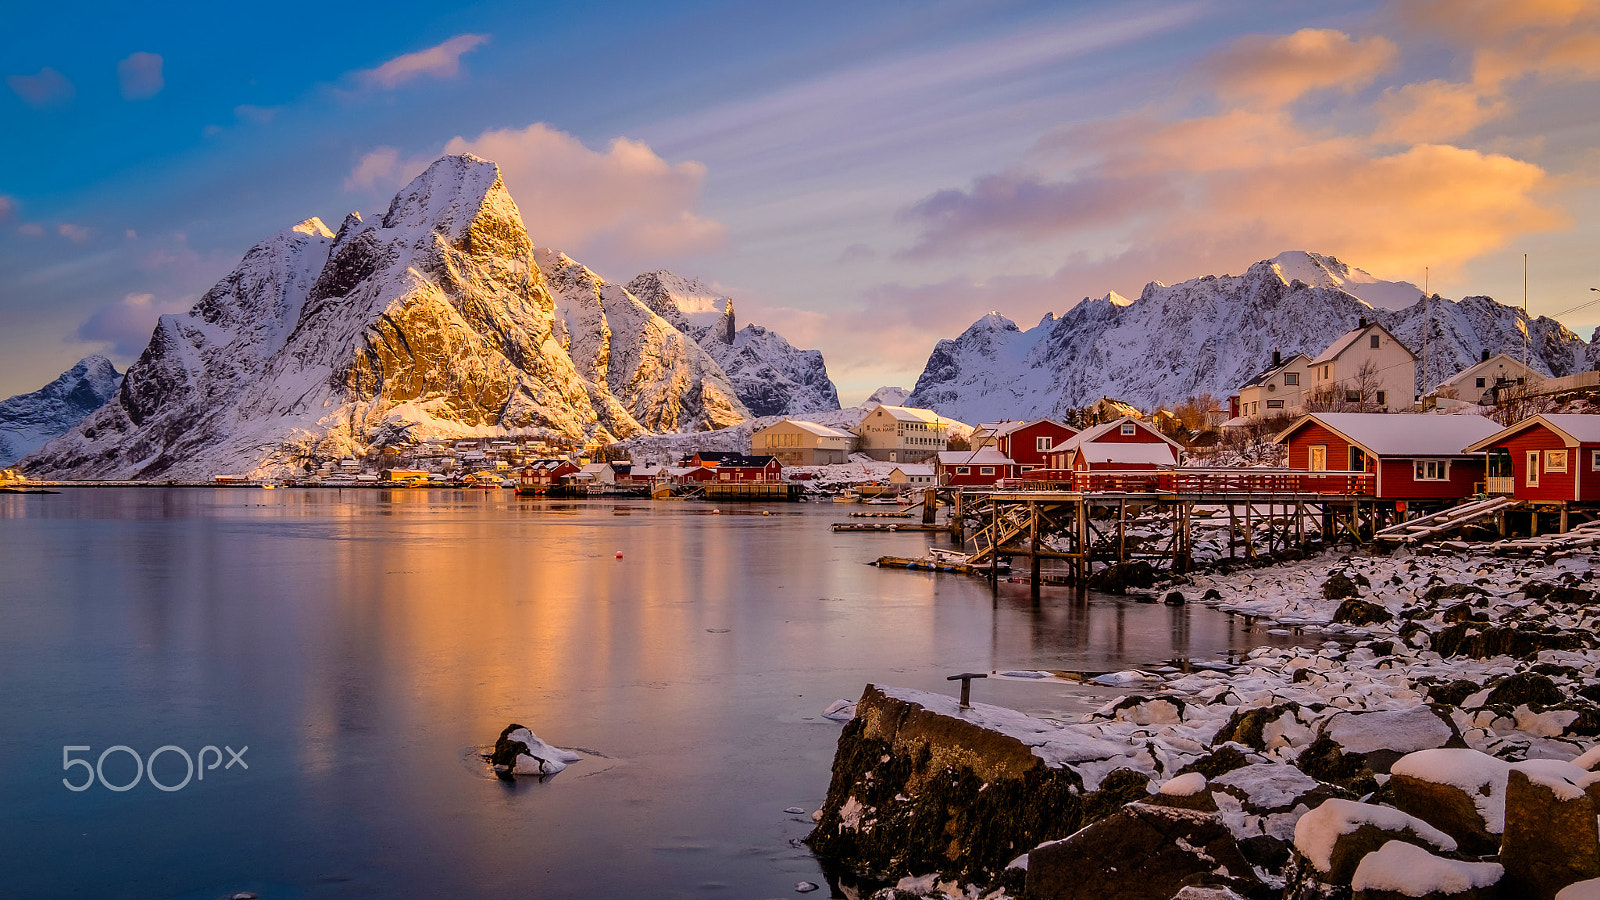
[[1006, 467, 1376, 496]]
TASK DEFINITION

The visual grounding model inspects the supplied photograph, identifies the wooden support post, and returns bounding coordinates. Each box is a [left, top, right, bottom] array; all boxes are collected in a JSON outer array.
[[1029, 501, 1042, 594], [990, 497, 1000, 583], [1228, 504, 1237, 558], [1245, 503, 1255, 559], [923, 488, 937, 525], [1560, 504, 1570, 534], [951, 489, 965, 541], [1118, 499, 1127, 562]]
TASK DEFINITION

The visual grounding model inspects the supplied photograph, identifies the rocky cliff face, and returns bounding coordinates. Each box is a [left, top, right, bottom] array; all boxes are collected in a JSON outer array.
[[627, 271, 841, 416], [0, 356, 121, 466], [908, 251, 1599, 420], [22, 154, 826, 480]]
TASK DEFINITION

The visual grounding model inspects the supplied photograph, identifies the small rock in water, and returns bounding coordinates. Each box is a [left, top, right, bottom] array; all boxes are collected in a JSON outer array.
[[231, 894, 259, 900], [795, 882, 819, 893], [785, 806, 806, 814]]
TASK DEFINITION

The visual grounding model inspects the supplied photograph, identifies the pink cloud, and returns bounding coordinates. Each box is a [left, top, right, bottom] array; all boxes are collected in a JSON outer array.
[[440, 122, 726, 265], [344, 146, 404, 192], [0, 195, 13, 221], [117, 52, 163, 100], [57, 223, 90, 243], [17, 222, 44, 237], [76, 293, 188, 356], [7, 67, 74, 106], [355, 34, 488, 90]]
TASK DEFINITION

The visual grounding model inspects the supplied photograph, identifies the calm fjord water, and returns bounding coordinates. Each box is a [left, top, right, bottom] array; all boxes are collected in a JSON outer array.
[[1, 488, 1277, 898]]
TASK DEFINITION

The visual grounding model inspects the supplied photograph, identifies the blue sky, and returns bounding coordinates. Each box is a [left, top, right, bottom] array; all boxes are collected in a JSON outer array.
[[4, 0, 1599, 402]]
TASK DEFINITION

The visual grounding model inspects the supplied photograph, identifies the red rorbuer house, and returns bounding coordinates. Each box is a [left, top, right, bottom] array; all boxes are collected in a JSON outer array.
[[986, 418, 1080, 473], [1042, 417, 1183, 472], [1274, 413, 1502, 501], [1462, 414, 1600, 504]]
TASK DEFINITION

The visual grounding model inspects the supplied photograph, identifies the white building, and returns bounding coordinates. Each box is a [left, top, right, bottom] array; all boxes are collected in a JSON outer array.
[[1235, 351, 1312, 421], [1427, 351, 1544, 408], [854, 405, 964, 463], [751, 419, 857, 465], [1309, 319, 1416, 412]]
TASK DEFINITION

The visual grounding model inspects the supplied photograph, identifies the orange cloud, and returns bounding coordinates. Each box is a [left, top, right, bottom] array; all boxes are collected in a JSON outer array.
[[1371, 80, 1507, 143], [1204, 28, 1397, 108], [355, 34, 488, 90]]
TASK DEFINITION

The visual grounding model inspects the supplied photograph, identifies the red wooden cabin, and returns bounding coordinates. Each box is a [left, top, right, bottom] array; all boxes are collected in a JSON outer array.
[[1274, 413, 1501, 501], [1462, 414, 1600, 503]]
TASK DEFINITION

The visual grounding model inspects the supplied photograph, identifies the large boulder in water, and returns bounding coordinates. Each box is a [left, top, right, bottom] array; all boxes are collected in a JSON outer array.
[[1024, 803, 1261, 900]]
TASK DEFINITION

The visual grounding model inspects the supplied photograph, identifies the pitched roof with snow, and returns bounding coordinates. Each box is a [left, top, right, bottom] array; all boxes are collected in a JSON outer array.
[[778, 419, 855, 439], [1076, 443, 1178, 465], [1055, 417, 1185, 453], [891, 464, 935, 476], [1278, 413, 1501, 456], [872, 405, 948, 424], [1463, 414, 1600, 452], [1239, 353, 1311, 389], [936, 449, 1015, 467], [1312, 322, 1414, 365]]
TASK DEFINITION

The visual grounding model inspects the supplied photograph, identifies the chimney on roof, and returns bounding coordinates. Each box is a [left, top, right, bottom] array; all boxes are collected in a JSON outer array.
[[1481, 348, 1491, 362], [1272, 349, 1282, 367], [1358, 316, 1368, 328]]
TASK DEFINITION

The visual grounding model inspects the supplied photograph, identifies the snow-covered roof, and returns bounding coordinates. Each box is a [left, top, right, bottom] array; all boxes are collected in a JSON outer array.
[[579, 463, 611, 475], [1312, 321, 1413, 365], [1278, 413, 1501, 457], [1463, 414, 1600, 452], [772, 419, 854, 439], [1239, 353, 1311, 389], [872, 405, 948, 424], [1055, 417, 1185, 453], [891, 464, 935, 476], [1429, 353, 1542, 393], [1077, 443, 1178, 465], [936, 449, 1015, 467]]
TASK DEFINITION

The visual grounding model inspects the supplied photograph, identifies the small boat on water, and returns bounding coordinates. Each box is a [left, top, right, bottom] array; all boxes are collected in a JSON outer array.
[[832, 491, 860, 504], [872, 549, 1012, 574]]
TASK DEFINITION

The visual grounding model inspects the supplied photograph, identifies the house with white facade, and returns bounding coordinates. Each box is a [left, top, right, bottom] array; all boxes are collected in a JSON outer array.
[[854, 405, 964, 463], [1309, 318, 1416, 412], [751, 419, 857, 465], [1427, 351, 1544, 408], [1235, 351, 1312, 421]]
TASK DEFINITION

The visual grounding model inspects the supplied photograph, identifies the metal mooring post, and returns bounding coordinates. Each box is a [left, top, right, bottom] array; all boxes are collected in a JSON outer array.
[[947, 672, 988, 709]]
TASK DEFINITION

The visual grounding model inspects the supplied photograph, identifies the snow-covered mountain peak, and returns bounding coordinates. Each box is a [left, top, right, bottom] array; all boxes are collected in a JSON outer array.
[[864, 386, 911, 408], [0, 355, 122, 466], [379, 153, 517, 246], [1265, 250, 1420, 310], [288, 217, 335, 240], [1105, 291, 1134, 307], [625, 271, 731, 335]]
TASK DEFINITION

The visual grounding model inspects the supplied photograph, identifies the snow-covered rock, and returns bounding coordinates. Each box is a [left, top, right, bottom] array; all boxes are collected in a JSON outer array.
[[863, 386, 911, 408], [906, 251, 1598, 419], [0, 355, 120, 466]]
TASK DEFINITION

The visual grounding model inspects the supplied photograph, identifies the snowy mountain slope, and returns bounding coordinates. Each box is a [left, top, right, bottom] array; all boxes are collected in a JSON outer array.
[[626, 271, 840, 416], [1266, 251, 1421, 311], [0, 355, 121, 466], [538, 249, 748, 434], [908, 253, 1598, 420]]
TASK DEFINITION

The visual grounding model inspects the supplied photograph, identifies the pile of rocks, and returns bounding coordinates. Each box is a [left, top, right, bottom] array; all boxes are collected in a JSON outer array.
[[808, 545, 1600, 899]]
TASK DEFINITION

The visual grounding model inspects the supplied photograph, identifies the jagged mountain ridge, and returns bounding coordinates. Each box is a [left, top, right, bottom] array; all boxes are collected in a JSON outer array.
[[22, 154, 832, 480], [0, 355, 121, 466], [908, 251, 1600, 422], [626, 271, 841, 417]]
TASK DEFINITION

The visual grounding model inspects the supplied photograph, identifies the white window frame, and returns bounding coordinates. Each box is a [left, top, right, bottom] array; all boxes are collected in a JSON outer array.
[[1593, 449, 1600, 471], [1266, 399, 1283, 409], [956, 466, 970, 475], [1036, 436, 1052, 451], [1413, 459, 1450, 481], [1120, 423, 1136, 435], [980, 466, 995, 475], [1527, 450, 1541, 487], [1546, 449, 1568, 474], [1309, 445, 1327, 472]]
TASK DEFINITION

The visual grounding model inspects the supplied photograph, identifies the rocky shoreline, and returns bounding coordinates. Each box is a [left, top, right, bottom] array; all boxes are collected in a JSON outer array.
[[808, 543, 1600, 900]]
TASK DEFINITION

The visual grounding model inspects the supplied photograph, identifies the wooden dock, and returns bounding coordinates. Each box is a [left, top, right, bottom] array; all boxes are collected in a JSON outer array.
[[702, 482, 803, 501], [833, 522, 945, 532]]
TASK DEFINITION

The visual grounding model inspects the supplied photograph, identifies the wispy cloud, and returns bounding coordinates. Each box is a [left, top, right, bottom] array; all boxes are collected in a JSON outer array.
[[0, 195, 13, 221], [1203, 28, 1397, 109], [57, 223, 91, 243], [354, 34, 489, 90], [6, 67, 74, 106], [233, 104, 278, 125], [344, 146, 404, 192], [117, 52, 163, 100]]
